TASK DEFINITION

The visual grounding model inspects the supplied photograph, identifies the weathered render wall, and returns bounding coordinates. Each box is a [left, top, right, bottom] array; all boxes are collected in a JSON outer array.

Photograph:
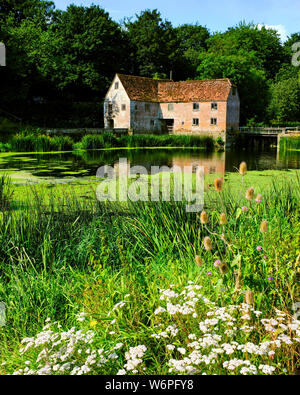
[[159, 101, 227, 133], [130, 101, 161, 132], [104, 75, 131, 129]]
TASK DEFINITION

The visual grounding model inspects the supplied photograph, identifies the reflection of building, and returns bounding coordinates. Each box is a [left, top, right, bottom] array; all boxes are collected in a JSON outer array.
[[172, 152, 225, 175], [104, 74, 240, 137], [112, 152, 226, 177]]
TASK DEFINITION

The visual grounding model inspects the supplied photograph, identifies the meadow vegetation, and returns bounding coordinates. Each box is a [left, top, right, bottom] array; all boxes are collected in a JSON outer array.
[[1, 131, 215, 153], [0, 164, 299, 375]]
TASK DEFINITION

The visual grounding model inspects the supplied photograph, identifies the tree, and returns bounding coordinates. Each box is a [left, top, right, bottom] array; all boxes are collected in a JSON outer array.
[[174, 24, 210, 79], [205, 23, 286, 80], [124, 9, 179, 78], [196, 50, 269, 124], [0, 0, 55, 107]]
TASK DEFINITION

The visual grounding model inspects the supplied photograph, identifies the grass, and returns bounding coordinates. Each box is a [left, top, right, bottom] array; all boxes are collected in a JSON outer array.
[[0, 167, 299, 375], [10, 133, 74, 152], [279, 136, 300, 152]]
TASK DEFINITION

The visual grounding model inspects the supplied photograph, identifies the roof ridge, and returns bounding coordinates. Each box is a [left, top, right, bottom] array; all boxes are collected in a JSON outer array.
[[114, 73, 233, 102]]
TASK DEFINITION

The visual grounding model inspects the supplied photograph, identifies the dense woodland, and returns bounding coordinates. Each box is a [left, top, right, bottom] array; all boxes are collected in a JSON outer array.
[[0, 0, 300, 128]]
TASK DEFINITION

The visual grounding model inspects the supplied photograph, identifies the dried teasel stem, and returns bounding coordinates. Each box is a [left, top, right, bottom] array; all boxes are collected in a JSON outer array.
[[203, 236, 212, 251], [195, 255, 202, 267], [245, 187, 254, 201], [239, 162, 247, 176], [260, 220, 268, 233], [234, 255, 242, 293], [245, 290, 254, 305], [200, 211, 208, 225], [219, 213, 227, 225], [219, 263, 228, 275], [214, 178, 223, 192], [234, 270, 242, 292]]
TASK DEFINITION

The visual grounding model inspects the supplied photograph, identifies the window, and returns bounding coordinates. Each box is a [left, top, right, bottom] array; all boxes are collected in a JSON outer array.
[[232, 87, 237, 96], [193, 103, 199, 111], [108, 103, 113, 113], [145, 103, 150, 112], [211, 102, 218, 110], [134, 104, 138, 110], [115, 82, 119, 89], [150, 120, 155, 127], [192, 118, 199, 126], [210, 118, 217, 126], [121, 104, 126, 111], [182, 121, 184, 125], [168, 103, 174, 111]]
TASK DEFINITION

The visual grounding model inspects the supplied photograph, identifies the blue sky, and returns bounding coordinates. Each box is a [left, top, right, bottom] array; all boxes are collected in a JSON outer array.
[[53, 0, 299, 41]]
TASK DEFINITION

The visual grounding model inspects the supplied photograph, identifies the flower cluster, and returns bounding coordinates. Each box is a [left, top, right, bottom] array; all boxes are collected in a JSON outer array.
[[151, 283, 300, 375]]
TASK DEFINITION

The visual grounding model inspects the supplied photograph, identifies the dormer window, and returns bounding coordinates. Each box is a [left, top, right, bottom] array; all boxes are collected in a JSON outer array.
[[115, 82, 119, 89]]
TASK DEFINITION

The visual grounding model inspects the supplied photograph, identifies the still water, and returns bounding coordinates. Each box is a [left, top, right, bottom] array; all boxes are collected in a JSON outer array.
[[0, 147, 299, 182]]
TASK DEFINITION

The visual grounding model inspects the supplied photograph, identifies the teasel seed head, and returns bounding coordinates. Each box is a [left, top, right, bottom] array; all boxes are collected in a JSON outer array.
[[200, 211, 208, 225], [260, 220, 268, 233], [219, 213, 227, 225], [214, 177, 223, 192], [195, 255, 202, 267], [219, 263, 228, 275], [203, 236, 212, 251], [245, 187, 254, 201], [245, 290, 254, 305], [239, 161, 247, 176]]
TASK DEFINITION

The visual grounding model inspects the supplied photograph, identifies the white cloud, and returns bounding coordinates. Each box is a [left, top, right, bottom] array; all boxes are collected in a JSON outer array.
[[257, 24, 289, 42]]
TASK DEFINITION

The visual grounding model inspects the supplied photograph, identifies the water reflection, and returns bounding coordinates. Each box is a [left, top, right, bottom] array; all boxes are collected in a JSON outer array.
[[0, 146, 299, 181]]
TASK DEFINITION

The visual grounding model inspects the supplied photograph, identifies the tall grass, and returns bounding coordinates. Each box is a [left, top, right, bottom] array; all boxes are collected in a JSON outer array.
[[280, 136, 300, 151], [7, 131, 214, 152], [10, 133, 74, 152], [0, 170, 299, 374]]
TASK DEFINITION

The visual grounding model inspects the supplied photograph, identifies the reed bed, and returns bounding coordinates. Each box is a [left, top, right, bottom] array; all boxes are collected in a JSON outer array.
[[6, 131, 214, 152]]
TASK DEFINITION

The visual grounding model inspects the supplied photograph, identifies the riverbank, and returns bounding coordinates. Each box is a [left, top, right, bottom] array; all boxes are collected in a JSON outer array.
[[4, 169, 299, 208]]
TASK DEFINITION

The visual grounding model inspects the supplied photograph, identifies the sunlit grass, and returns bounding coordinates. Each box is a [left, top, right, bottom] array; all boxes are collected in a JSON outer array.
[[0, 166, 299, 375]]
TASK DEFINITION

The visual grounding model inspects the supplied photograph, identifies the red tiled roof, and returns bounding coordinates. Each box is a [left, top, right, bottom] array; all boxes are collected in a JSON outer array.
[[117, 74, 233, 102]]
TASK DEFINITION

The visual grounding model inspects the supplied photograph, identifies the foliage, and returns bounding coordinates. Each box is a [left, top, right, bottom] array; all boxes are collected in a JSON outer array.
[[268, 78, 300, 122], [0, 4, 300, 126], [123, 9, 178, 78]]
